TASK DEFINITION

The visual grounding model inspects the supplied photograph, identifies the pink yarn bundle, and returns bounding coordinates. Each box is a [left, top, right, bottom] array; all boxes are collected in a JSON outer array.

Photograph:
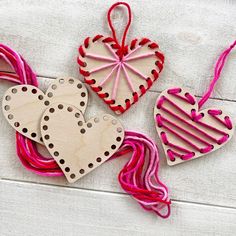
[[0, 44, 171, 218], [0, 44, 63, 176], [113, 131, 170, 218]]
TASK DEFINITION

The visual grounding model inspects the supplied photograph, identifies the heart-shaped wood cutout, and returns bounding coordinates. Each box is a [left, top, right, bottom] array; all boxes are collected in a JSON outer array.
[[40, 103, 124, 183], [2, 77, 88, 144], [78, 36, 164, 114], [154, 87, 234, 166]]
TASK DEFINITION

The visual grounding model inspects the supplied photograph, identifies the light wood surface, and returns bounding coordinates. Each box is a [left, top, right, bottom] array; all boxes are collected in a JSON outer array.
[[2, 77, 88, 144], [41, 104, 124, 183], [0, 0, 236, 235]]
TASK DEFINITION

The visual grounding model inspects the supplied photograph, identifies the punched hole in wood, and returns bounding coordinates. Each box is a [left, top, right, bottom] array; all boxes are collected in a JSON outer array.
[[47, 92, 53, 98], [11, 88, 17, 94], [116, 137, 122, 142], [4, 105, 10, 111], [78, 121, 83, 126], [31, 133, 37, 138], [51, 84, 57, 90], [44, 101, 50, 106], [54, 151, 59, 156], [94, 117, 99, 123], [59, 78, 64, 84], [44, 116, 49, 121], [75, 113, 80, 118], [69, 78, 74, 84], [5, 95, 11, 101], [67, 107, 73, 112], [117, 127, 122, 133], [77, 84, 82, 89], [58, 104, 63, 109], [14, 122, 20, 127], [49, 108, 55, 113], [103, 115, 108, 121], [112, 119, 117, 125], [32, 89, 37, 94], [8, 114, 13, 120], [70, 174, 76, 179], [80, 128, 86, 134], [22, 128, 28, 133], [88, 163, 93, 168], [87, 123, 92, 128], [38, 95, 44, 100]]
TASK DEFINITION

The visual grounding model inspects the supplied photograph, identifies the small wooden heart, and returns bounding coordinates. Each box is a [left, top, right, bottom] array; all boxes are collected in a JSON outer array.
[[41, 103, 124, 183], [154, 87, 234, 166], [2, 77, 88, 144], [78, 36, 164, 114]]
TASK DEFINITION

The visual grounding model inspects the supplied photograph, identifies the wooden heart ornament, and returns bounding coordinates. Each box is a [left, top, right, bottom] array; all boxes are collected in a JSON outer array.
[[41, 103, 124, 183], [78, 3, 164, 114], [154, 87, 234, 166], [2, 77, 88, 144]]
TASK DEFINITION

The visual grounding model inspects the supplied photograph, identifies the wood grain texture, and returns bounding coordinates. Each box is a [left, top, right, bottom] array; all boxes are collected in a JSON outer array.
[[0, 0, 236, 234], [2, 77, 88, 144], [1, 180, 236, 236], [0, 0, 235, 101], [41, 104, 124, 183], [0, 77, 236, 209]]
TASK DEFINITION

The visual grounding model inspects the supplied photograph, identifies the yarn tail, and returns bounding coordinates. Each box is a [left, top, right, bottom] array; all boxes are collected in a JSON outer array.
[[112, 131, 171, 218]]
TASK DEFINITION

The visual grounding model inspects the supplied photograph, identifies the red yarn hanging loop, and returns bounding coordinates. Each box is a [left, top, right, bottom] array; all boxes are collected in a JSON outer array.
[[107, 2, 132, 58]]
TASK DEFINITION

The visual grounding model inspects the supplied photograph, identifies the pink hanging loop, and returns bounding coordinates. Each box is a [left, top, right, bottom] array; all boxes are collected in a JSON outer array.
[[198, 40, 236, 108]]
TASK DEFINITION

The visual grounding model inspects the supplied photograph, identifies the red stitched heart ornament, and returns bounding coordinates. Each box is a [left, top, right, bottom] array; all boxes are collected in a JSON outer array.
[[154, 87, 234, 166], [78, 3, 164, 114]]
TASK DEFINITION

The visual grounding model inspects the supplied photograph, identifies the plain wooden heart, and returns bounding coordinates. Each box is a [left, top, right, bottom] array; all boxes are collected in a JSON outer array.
[[2, 77, 88, 144], [78, 36, 164, 114], [154, 87, 234, 166], [40, 103, 124, 183]]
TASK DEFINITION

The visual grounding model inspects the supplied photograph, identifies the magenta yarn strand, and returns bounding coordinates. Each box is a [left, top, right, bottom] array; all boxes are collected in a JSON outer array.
[[112, 131, 171, 218], [198, 40, 236, 108], [0, 44, 63, 176]]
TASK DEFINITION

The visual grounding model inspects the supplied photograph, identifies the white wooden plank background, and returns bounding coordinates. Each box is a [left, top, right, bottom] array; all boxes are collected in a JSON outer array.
[[0, 0, 236, 235]]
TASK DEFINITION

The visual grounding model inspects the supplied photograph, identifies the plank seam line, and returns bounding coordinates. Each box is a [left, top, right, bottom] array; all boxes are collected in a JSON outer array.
[[1, 70, 235, 103], [1, 178, 236, 210]]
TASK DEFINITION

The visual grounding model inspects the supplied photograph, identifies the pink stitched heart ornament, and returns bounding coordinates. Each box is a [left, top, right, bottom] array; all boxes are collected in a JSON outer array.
[[41, 103, 124, 183], [78, 3, 164, 114], [154, 87, 234, 166], [2, 77, 88, 144]]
